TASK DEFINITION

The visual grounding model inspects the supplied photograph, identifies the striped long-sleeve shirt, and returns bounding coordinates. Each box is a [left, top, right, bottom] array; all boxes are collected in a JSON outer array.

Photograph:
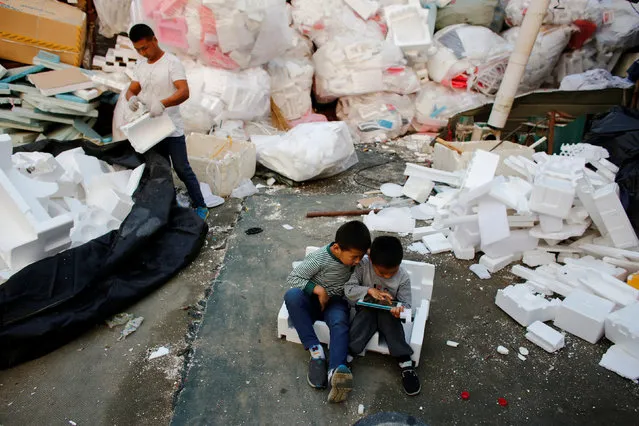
[[286, 244, 354, 297]]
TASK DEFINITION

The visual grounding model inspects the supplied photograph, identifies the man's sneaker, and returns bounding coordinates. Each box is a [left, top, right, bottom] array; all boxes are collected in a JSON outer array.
[[327, 364, 353, 403], [307, 357, 328, 389], [401, 363, 421, 396], [195, 206, 209, 220]]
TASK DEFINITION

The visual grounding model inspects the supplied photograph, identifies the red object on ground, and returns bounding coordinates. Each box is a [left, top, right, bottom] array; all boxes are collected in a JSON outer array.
[[569, 20, 598, 50], [461, 391, 470, 400], [498, 397, 508, 407]]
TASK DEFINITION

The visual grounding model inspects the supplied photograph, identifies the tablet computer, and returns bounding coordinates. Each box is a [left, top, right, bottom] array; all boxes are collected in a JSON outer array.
[[356, 295, 402, 311]]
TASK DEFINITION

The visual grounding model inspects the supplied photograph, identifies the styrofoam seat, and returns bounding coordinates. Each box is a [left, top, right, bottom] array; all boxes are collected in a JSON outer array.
[[278, 247, 434, 366]]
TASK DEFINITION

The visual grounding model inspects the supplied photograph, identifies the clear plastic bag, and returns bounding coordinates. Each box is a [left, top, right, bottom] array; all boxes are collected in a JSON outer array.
[[95, 0, 132, 38], [313, 38, 419, 102], [501, 25, 573, 93], [427, 24, 512, 95], [252, 122, 358, 182], [559, 69, 633, 91], [268, 58, 314, 121], [595, 0, 639, 51], [336, 93, 415, 143], [413, 82, 491, 125], [505, 0, 603, 27], [180, 61, 271, 134]]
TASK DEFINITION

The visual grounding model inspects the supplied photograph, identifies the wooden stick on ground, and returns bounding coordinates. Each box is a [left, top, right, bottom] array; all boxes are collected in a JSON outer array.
[[435, 137, 463, 154], [306, 209, 380, 218]]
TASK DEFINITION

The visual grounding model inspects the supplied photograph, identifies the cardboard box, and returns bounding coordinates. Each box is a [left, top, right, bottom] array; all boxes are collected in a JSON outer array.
[[0, 0, 86, 66]]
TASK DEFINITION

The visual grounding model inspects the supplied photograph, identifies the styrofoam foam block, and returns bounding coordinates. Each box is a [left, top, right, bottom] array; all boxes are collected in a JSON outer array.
[[529, 175, 575, 219], [525, 320, 565, 353], [413, 225, 450, 241], [478, 199, 510, 246], [385, 4, 432, 50], [523, 250, 556, 267], [402, 175, 434, 203], [481, 229, 539, 258], [599, 345, 639, 381], [404, 162, 462, 187], [578, 270, 638, 308], [470, 263, 491, 279], [86, 180, 134, 222], [564, 256, 627, 280], [539, 214, 563, 233], [449, 231, 475, 260], [495, 284, 561, 327], [410, 203, 437, 220], [479, 253, 521, 273], [510, 264, 572, 296], [592, 183, 639, 249], [606, 303, 639, 358], [422, 232, 452, 254], [508, 214, 537, 228], [554, 289, 615, 344], [452, 222, 480, 248], [462, 150, 500, 189], [364, 208, 415, 233], [529, 221, 591, 246], [345, 0, 379, 19], [120, 113, 176, 154]]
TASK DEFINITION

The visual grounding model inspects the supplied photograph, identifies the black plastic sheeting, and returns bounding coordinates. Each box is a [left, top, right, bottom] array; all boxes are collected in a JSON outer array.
[[583, 107, 639, 232], [0, 140, 208, 369]]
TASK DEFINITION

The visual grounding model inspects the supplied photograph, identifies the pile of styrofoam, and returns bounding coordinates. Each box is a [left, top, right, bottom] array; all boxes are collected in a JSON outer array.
[[0, 134, 144, 283], [363, 143, 639, 380]]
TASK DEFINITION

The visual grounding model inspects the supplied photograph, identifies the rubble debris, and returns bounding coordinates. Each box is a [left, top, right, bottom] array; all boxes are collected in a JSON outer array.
[[599, 345, 639, 381], [554, 290, 615, 344], [519, 347, 529, 356], [497, 346, 509, 355], [469, 264, 491, 280], [117, 317, 144, 341], [495, 284, 561, 327], [105, 313, 134, 329], [446, 340, 459, 348]]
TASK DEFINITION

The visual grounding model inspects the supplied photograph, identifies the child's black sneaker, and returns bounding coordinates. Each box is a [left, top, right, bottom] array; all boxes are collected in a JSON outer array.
[[307, 357, 328, 389], [327, 364, 353, 403], [400, 363, 421, 396]]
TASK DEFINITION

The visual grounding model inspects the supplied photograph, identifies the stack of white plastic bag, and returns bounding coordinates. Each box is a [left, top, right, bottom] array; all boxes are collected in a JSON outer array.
[[130, 0, 293, 70], [180, 62, 271, 134], [0, 137, 144, 282], [94, 0, 133, 38], [501, 26, 574, 93], [251, 122, 358, 182], [559, 69, 634, 91], [336, 92, 415, 143], [412, 82, 491, 132], [313, 37, 420, 103], [427, 24, 512, 95], [290, 0, 386, 48]]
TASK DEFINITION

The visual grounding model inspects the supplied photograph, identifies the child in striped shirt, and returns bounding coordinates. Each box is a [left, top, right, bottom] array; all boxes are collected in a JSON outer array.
[[284, 221, 371, 403]]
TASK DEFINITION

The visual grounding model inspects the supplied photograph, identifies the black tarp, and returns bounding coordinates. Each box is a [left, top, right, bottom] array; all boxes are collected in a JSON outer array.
[[583, 107, 639, 233], [0, 140, 208, 369]]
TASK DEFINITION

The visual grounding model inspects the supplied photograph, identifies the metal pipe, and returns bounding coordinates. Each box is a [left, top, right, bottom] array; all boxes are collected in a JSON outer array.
[[487, 0, 550, 129]]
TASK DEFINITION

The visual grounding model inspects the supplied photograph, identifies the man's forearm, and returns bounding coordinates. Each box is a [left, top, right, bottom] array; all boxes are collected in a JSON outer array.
[[161, 89, 189, 108]]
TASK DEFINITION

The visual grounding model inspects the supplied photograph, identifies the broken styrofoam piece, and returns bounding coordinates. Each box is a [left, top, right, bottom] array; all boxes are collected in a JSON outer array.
[[606, 303, 639, 359], [495, 284, 562, 327], [364, 208, 415, 234], [481, 230, 539, 259], [402, 176, 434, 203], [410, 203, 437, 220], [446, 340, 459, 347], [449, 231, 475, 260], [385, 3, 432, 50], [200, 182, 225, 208], [477, 199, 510, 247], [591, 183, 639, 249], [479, 253, 522, 273], [602, 257, 639, 273], [599, 345, 639, 381], [519, 347, 529, 356], [497, 345, 509, 355], [529, 175, 575, 219], [564, 256, 628, 281], [120, 112, 176, 154], [539, 214, 563, 233], [529, 221, 591, 246], [402, 259, 435, 302], [407, 242, 429, 255], [523, 250, 557, 267], [554, 289, 615, 344], [148, 346, 170, 360], [462, 150, 500, 189], [422, 232, 452, 254], [457, 176, 498, 207], [412, 225, 450, 241], [525, 321, 565, 353], [508, 214, 537, 228], [404, 162, 462, 187], [577, 270, 638, 309], [452, 222, 481, 249], [470, 263, 491, 279], [577, 243, 639, 262], [489, 177, 532, 214], [380, 182, 404, 198]]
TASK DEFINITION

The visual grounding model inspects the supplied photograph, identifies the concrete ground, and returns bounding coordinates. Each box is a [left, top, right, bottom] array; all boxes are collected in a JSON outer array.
[[1, 147, 638, 425]]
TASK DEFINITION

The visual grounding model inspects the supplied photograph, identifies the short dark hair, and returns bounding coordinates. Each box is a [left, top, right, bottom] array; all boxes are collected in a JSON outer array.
[[334, 221, 371, 252], [129, 24, 155, 42], [370, 236, 403, 268]]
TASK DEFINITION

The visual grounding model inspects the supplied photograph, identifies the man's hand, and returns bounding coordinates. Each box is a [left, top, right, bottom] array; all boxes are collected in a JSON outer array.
[[390, 305, 405, 319], [128, 96, 141, 112], [368, 287, 392, 302], [149, 100, 166, 117], [313, 285, 330, 311]]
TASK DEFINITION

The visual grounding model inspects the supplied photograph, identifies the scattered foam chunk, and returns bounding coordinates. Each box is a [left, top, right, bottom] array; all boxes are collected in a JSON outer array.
[[599, 345, 639, 381], [525, 321, 565, 353]]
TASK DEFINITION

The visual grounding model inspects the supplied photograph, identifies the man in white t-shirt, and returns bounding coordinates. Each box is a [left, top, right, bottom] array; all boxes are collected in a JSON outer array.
[[125, 24, 209, 220]]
